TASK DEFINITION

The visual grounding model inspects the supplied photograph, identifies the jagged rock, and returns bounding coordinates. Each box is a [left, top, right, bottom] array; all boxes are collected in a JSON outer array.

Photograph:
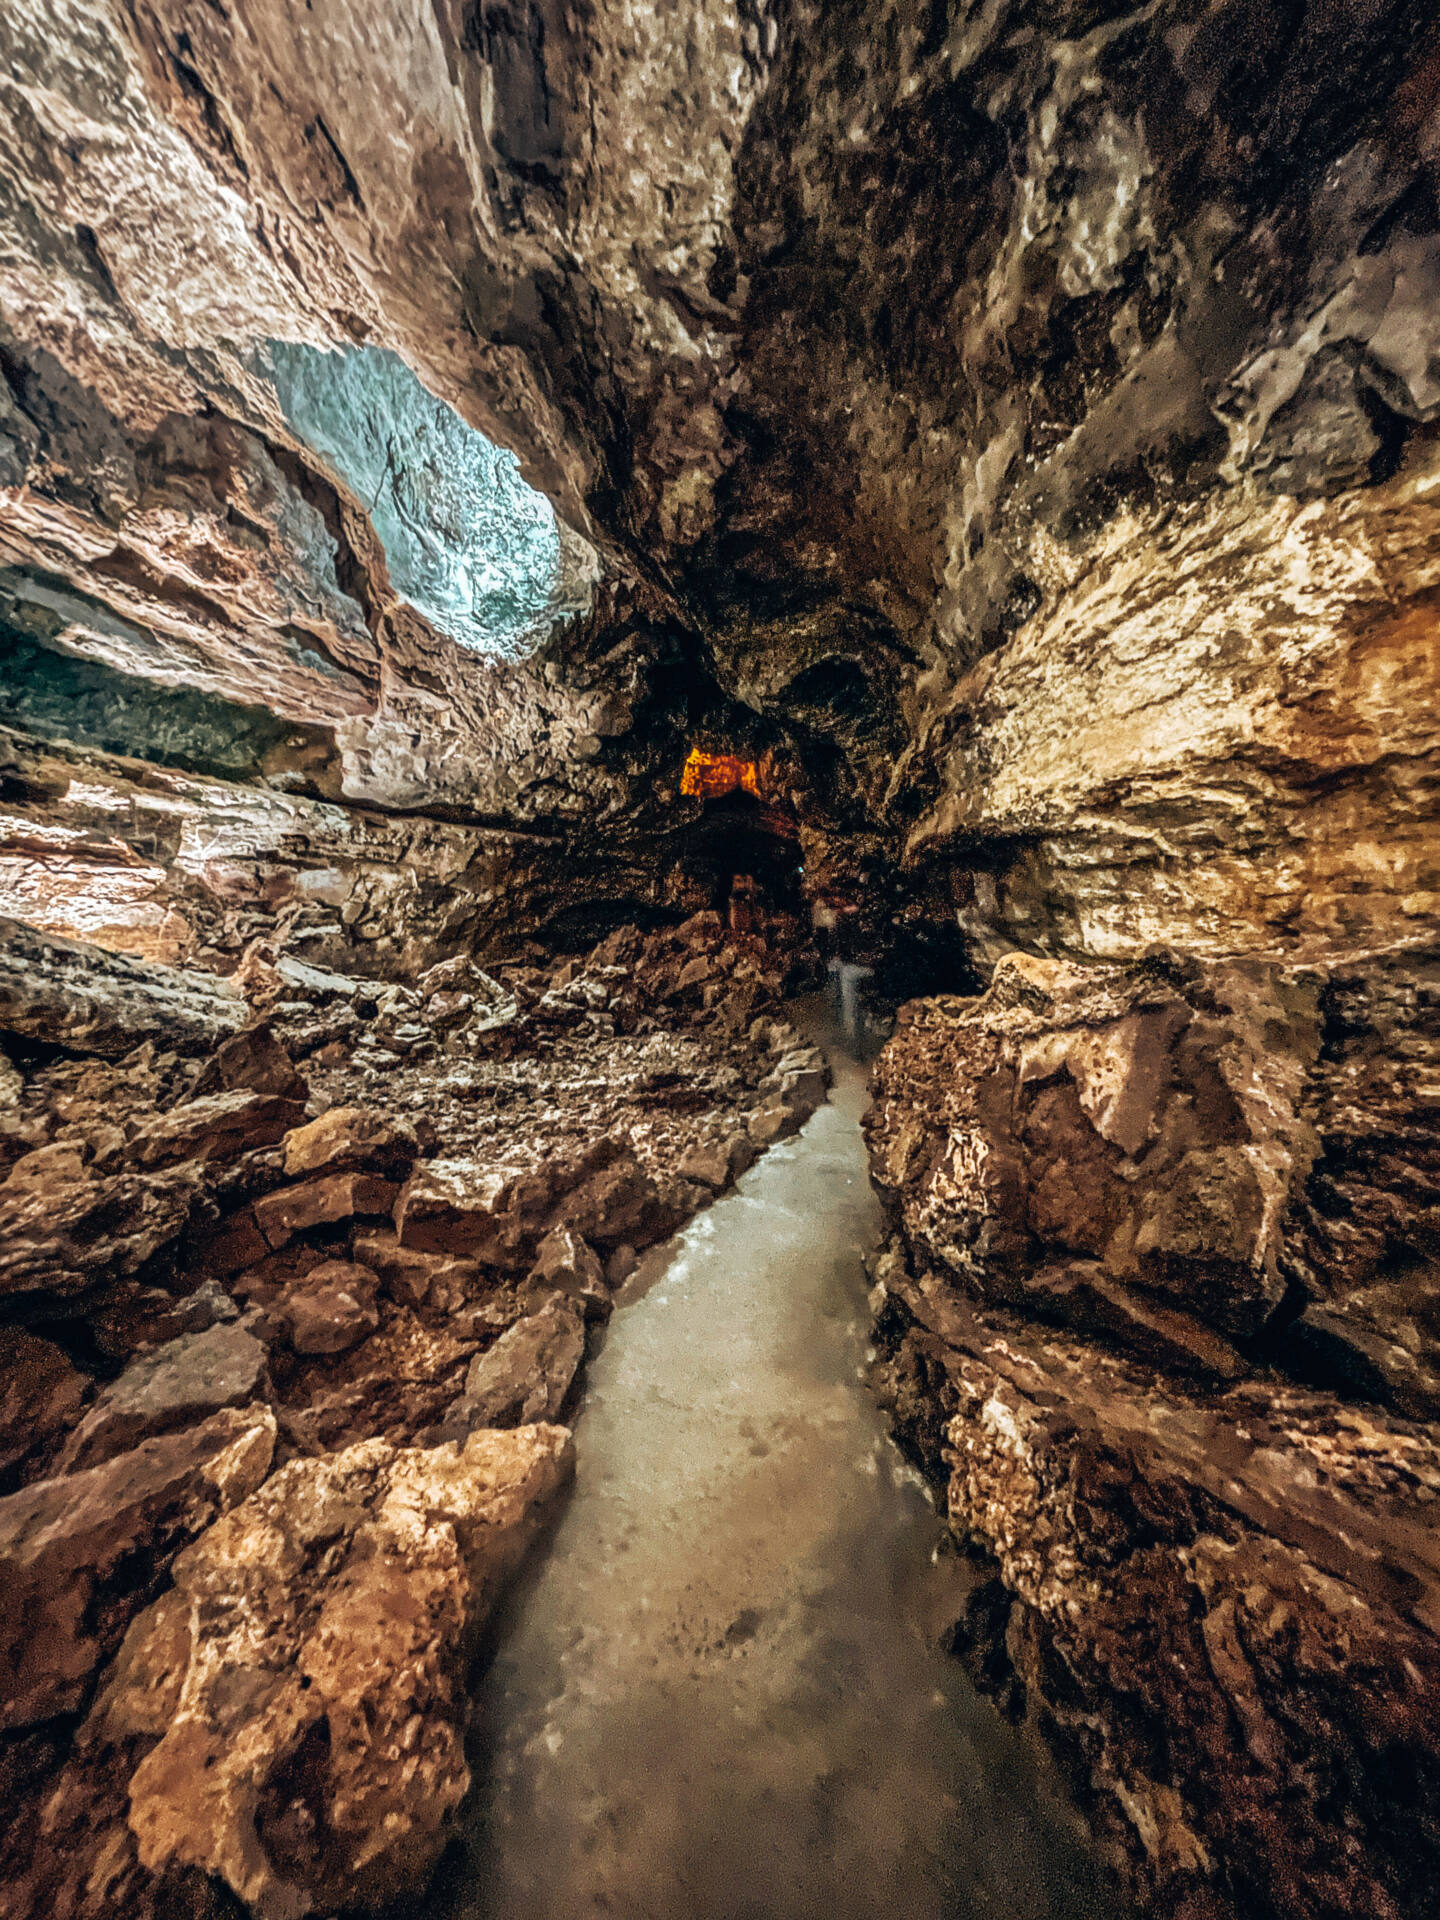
[[125, 1089, 304, 1170], [57, 1323, 272, 1473], [90, 1426, 573, 1918], [448, 1301, 586, 1431], [677, 1140, 734, 1190], [252, 1172, 399, 1250], [521, 1226, 608, 1319], [279, 1259, 380, 1357], [0, 917, 245, 1059], [0, 1405, 276, 1729], [0, 1155, 201, 1303], [189, 1022, 307, 1103], [281, 1106, 420, 1182], [875, 1272, 1440, 1920], [350, 1230, 484, 1309], [747, 1100, 802, 1149], [396, 1137, 666, 1268], [867, 953, 1319, 1345]]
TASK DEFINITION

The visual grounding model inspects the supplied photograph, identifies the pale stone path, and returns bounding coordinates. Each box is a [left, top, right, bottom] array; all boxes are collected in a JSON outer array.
[[426, 1006, 1116, 1920]]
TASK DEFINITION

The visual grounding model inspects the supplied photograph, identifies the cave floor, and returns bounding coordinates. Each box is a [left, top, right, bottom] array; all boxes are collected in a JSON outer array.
[[423, 1001, 1116, 1920]]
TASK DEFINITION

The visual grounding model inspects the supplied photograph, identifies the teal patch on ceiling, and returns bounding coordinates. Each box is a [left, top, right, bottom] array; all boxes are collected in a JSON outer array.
[[262, 343, 565, 660]]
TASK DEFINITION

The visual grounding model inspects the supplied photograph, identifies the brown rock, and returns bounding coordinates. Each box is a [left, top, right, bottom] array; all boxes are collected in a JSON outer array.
[[351, 1229, 484, 1308], [57, 1322, 272, 1472], [282, 1106, 420, 1182], [678, 1140, 733, 1190], [0, 1328, 88, 1476], [0, 1159, 200, 1303], [127, 1089, 304, 1170], [94, 1427, 573, 1917], [522, 1226, 608, 1318], [0, 1405, 275, 1728], [280, 1259, 380, 1356], [253, 1172, 399, 1249], [450, 1299, 586, 1430], [189, 1021, 307, 1102]]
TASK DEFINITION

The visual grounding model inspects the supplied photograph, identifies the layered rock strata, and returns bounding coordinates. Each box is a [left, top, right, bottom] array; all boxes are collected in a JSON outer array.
[[866, 950, 1440, 1919]]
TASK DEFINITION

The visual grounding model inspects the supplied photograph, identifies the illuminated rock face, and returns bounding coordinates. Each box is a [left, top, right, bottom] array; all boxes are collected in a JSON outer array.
[[678, 749, 763, 802], [0, 5, 1436, 1920], [264, 344, 591, 660]]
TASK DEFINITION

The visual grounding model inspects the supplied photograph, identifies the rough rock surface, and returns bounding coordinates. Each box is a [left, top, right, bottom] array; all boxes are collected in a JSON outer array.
[[867, 945, 1440, 1918], [90, 1425, 574, 1919], [0, 904, 824, 1919], [0, 1, 1437, 1916]]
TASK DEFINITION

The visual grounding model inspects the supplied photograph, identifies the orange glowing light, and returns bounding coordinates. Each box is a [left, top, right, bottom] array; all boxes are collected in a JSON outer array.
[[680, 749, 762, 802]]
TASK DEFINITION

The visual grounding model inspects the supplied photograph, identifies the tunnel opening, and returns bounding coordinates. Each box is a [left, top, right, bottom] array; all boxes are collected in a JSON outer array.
[[673, 748, 805, 941]]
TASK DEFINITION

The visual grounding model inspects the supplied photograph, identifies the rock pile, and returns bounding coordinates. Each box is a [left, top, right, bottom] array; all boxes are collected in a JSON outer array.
[[0, 908, 827, 1919]]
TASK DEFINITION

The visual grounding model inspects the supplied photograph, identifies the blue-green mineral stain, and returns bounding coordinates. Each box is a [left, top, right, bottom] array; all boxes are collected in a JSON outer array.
[[262, 342, 565, 660]]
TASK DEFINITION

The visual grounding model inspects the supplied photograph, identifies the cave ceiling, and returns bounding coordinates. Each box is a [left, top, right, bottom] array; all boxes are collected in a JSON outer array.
[[0, 0, 1434, 963]]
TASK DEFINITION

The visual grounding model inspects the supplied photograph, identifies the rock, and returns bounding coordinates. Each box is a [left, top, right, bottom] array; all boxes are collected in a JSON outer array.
[[449, 1300, 586, 1430], [281, 1106, 420, 1181], [1018, 1262, 1248, 1382], [126, 1089, 304, 1169], [0, 1405, 276, 1728], [522, 1226, 608, 1318], [92, 1427, 573, 1917], [677, 1140, 733, 1190], [395, 1138, 665, 1267], [866, 955, 1318, 1344], [189, 1022, 307, 1103], [604, 1243, 639, 1289], [280, 1259, 380, 1356], [0, 917, 246, 1059], [747, 1100, 801, 1149], [724, 1132, 757, 1181], [0, 1328, 88, 1476], [875, 1273, 1440, 1920], [57, 1323, 272, 1472], [351, 1230, 484, 1308], [252, 1172, 399, 1250], [393, 1158, 513, 1263], [0, 1158, 200, 1303]]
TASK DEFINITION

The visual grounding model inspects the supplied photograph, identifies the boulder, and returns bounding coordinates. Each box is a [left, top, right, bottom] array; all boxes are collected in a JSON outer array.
[[351, 1230, 484, 1308], [58, 1322, 272, 1472], [865, 954, 1319, 1344], [0, 1157, 200, 1303], [522, 1226, 608, 1318], [0, 1328, 87, 1476], [448, 1299, 586, 1429], [0, 1405, 275, 1728], [677, 1140, 733, 1190], [189, 1022, 307, 1103], [0, 917, 245, 1058], [126, 1089, 304, 1170], [93, 1427, 573, 1917], [280, 1259, 380, 1356], [282, 1106, 420, 1182], [253, 1172, 399, 1249], [395, 1138, 665, 1268]]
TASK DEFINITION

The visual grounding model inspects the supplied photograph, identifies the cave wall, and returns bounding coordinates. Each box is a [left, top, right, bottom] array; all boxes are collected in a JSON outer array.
[[0, 5, 1438, 1918]]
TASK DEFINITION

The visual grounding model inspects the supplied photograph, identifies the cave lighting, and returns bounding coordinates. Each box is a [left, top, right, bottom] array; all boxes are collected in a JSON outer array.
[[680, 748, 763, 801]]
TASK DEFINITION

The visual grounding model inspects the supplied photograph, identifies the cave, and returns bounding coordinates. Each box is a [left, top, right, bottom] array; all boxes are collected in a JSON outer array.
[[0, 4, 1437, 1919]]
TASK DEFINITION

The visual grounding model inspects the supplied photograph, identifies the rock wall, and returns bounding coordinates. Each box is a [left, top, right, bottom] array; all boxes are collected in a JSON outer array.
[[0, 3, 1437, 1918]]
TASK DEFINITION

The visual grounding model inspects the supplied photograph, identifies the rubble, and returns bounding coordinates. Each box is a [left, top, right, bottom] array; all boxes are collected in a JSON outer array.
[[0, 908, 826, 1916]]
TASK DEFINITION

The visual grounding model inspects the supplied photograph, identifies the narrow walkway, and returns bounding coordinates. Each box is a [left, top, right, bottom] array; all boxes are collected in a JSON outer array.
[[428, 1007, 1113, 1920]]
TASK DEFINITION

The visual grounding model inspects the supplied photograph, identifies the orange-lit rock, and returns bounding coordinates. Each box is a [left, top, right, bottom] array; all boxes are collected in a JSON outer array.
[[679, 748, 762, 802]]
